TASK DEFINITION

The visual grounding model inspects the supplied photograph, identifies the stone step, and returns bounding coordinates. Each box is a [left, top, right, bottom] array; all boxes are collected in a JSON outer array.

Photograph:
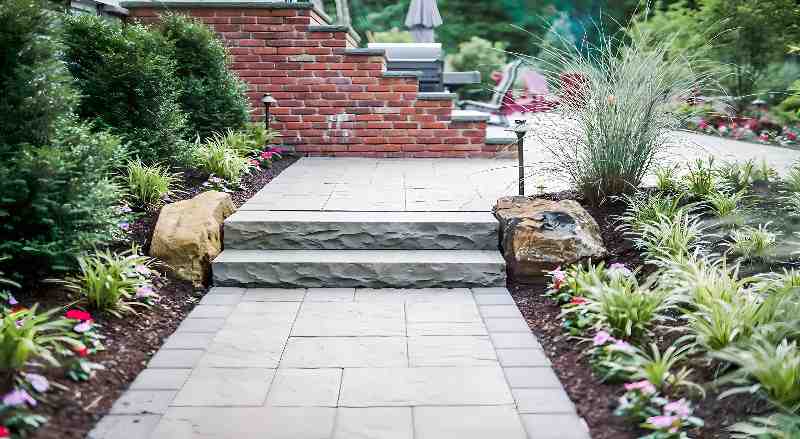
[[212, 249, 507, 288], [223, 211, 499, 250]]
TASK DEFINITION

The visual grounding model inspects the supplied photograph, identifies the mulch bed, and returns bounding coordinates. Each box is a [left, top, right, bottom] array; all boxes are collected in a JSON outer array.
[[15, 157, 297, 439], [508, 191, 766, 439]]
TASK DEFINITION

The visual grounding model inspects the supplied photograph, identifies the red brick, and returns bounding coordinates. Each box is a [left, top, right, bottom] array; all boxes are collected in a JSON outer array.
[[321, 40, 346, 47], [257, 16, 285, 24], [239, 39, 265, 47]]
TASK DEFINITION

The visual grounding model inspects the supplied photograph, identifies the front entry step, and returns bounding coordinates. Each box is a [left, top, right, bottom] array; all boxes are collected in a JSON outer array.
[[223, 211, 499, 250], [212, 249, 507, 288]]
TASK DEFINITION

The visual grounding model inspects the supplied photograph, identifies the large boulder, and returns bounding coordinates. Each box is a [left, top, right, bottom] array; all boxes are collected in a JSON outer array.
[[150, 191, 235, 286], [493, 196, 606, 281]]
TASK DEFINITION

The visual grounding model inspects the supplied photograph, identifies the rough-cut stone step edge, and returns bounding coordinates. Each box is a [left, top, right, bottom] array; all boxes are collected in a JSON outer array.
[[381, 71, 424, 78], [451, 110, 490, 122], [417, 92, 458, 101], [224, 210, 499, 223], [213, 249, 506, 264]]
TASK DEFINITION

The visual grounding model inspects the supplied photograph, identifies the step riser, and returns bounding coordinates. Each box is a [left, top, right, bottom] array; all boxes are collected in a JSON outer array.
[[224, 222, 499, 250], [212, 261, 507, 289]]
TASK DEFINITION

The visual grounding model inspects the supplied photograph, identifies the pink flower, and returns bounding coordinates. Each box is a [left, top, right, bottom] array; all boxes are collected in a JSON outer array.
[[611, 339, 635, 353], [260, 150, 274, 159], [698, 119, 709, 130], [24, 373, 49, 393], [718, 125, 728, 134], [647, 415, 678, 430], [759, 132, 770, 142], [73, 321, 93, 333], [269, 147, 284, 154], [2, 389, 36, 407], [136, 286, 155, 299], [7, 295, 17, 306], [624, 380, 656, 395], [593, 330, 614, 346], [135, 264, 151, 276], [787, 131, 798, 141], [119, 222, 130, 231], [664, 399, 692, 418], [549, 266, 566, 289], [65, 310, 92, 322], [250, 159, 260, 165], [570, 296, 587, 305]]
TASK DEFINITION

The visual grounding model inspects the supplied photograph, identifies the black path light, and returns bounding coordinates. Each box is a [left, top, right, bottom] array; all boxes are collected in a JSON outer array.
[[509, 119, 530, 196], [261, 93, 277, 131]]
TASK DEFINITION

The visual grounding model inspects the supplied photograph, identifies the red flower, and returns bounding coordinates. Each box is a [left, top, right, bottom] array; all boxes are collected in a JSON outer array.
[[65, 310, 92, 322], [570, 296, 587, 305], [787, 131, 798, 141], [74, 345, 88, 358], [0, 425, 9, 438]]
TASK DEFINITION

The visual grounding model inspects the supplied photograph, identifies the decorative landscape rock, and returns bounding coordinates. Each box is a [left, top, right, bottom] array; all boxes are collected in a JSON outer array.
[[150, 191, 235, 286], [493, 196, 606, 281]]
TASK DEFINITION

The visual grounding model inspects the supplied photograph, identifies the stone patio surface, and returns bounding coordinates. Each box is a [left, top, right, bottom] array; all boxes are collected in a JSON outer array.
[[240, 124, 800, 212], [90, 287, 589, 439]]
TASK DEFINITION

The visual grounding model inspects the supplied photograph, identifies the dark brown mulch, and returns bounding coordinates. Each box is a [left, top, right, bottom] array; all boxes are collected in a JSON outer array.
[[507, 192, 762, 439], [10, 158, 297, 439]]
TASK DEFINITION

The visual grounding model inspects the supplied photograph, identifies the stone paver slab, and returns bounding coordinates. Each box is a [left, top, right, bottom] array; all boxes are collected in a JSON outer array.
[[281, 337, 407, 368], [414, 405, 527, 439], [339, 367, 513, 406], [162, 332, 215, 350], [198, 329, 289, 368], [305, 288, 355, 302], [175, 318, 225, 333], [130, 369, 192, 390], [333, 407, 413, 439], [88, 414, 161, 439], [200, 294, 243, 305], [207, 287, 245, 295], [172, 368, 275, 407], [186, 305, 235, 319], [242, 288, 307, 302], [504, 367, 562, 388], [485, 318, 531, 333], [355, 288, 474, 303], [479, 305, 523, 318], [148, 350, 204, 369], [109, 390, 176, 415], [408, 336, 497, 366], [292, 302, 405, 336], [153, 406, 335, 439], [406, 321, 487, 336], [521, 414, 590, 439], [266, 368, 341, 407], [489, 332, 542, 350], [513, 388, 575, 414], [497, 349, 551, 367], [406, 302, 480, 322]]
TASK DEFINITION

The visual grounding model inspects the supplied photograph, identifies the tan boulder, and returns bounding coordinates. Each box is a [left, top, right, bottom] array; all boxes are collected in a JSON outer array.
[[493, 196, 606, 281], [150, 191, 235, 286]]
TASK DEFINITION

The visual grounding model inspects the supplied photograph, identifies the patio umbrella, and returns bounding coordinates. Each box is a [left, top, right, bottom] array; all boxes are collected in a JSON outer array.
[[405, 0, 442, 43]]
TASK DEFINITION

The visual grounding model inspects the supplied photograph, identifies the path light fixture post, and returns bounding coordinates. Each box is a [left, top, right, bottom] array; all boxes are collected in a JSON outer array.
[[511, 119, 529, 196], [261, 93, 277, 131]]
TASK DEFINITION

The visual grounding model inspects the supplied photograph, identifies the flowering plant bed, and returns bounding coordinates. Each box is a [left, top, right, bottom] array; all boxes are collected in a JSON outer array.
[[0, 157, 296, 439], [682, 116, 799, 148], [509, 158, 800, 438]]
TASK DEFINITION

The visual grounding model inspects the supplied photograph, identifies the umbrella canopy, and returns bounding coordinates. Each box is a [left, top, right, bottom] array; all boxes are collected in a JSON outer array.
[[405, 0, 442, 42]]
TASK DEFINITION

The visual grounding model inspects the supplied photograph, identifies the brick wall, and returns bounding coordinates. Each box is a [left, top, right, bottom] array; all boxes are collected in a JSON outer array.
[[127, 2, 498, 158]]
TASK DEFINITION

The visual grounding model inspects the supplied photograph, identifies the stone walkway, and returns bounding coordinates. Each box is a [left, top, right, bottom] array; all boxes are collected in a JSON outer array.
[[90, 287, 588, 439]]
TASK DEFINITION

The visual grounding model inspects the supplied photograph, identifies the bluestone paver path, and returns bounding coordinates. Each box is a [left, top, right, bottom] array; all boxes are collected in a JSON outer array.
[[91, 287, 590, 439]]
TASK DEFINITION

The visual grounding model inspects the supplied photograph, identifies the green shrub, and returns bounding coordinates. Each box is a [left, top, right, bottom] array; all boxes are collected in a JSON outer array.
[[64, 248, 156, 317], [633, 210, 706, 263], [536, 26, 714, 204], [685, 158, 718, 199], [158, 14, 250, 141], [191, 136, 251, 182], [706, 190, 744, 218], [0, 306, 76, 372], [658, 254, 747, 308], [725, 223, 779, 262], [211, 124, 279, 158], [730, 412, 800, 438], [448, 36, 507, 100], [0, 0, 77, 149], [653, 165, 680, 193], [685, 295, 764, 352], [0, 120, 126, 282], [368, 28, 414, 43], [126, 160, 179, 207], [62, 15, 188, 164], [716, 337, 800, 413], [618, 192, 687, 234], [622, 340, 703, 396], [783, 162, 800, 193]]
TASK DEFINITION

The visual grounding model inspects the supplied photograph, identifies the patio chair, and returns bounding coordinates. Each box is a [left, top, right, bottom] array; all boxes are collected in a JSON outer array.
[[367, 43, 444, 92], [457, 59, 524, 115]]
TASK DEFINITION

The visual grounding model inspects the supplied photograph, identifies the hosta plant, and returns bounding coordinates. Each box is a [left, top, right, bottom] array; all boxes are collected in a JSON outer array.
[[724, 223, 779, 262], [657, 254, 747, 308], [730, 412, 800, 438], [633, 211, 706, 264], [705, 190, 744, 219], [0, 306, 77, 374], [616, 339, 703, 396], [191, 135, 251, 183], [715, 337, 800, 413], [684, 295, 764, 352], [64, 248, 158, 317], [125, 159, 180, 207], [618, 192, 687, 234]]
